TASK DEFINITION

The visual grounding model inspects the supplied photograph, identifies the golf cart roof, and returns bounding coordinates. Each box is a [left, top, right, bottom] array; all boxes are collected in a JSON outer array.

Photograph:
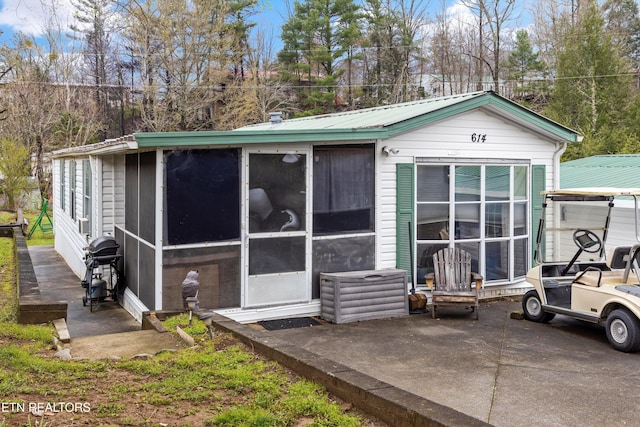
[[543, 187, 640, 200]]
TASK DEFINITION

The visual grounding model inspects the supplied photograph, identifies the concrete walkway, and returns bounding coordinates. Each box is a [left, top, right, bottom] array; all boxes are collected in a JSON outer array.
[[206, 298, 640, 426], [28, 244, 640, 426], [261, 301, 640, 427], [28, 245, 183, 359]]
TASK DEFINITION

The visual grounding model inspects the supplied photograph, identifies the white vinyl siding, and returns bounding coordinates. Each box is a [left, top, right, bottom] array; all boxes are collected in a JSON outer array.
[[378, 110, 559, 288], [100, 154, 126, 234]]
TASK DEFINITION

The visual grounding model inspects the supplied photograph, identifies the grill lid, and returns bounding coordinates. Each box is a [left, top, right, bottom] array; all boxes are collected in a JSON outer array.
[[88, 236, 119, 256]]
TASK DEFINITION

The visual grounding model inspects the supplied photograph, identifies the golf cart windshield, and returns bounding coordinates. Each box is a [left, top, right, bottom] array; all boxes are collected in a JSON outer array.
[[535, 188, 640, 264]]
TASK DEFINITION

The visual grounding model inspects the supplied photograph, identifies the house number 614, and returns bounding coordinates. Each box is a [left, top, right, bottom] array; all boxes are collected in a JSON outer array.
[[471, 133, 487, 143]]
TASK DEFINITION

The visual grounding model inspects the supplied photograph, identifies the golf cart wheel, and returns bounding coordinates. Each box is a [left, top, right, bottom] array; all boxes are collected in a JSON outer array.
[[605, 309, 640, 353], [522, 290, 555, 323]]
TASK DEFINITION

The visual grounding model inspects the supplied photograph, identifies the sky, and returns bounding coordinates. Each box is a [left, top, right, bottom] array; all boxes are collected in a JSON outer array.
[[0, 0, 76, 37], [0, 0, 288, 46], [0, 0, 527, 53]]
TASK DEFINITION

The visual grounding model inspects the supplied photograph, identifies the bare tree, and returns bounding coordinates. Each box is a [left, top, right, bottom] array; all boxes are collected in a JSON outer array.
[[0, 66, 10, 120], [0, 1, 105, 203], [118, 0, 245, 131], [71, 0, 119, 139], [221, 27, 293, 127], [461, 0, 518, 93], [390, 0, 431, 103], [360, 0, 428, 105], [528, 0, 576, 75], [429, 0, 483, 95], [0, 35, 61, 201]]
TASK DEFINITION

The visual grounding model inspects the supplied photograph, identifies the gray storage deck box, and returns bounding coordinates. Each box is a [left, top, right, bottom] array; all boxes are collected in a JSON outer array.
[[320, 269, 409, 324]]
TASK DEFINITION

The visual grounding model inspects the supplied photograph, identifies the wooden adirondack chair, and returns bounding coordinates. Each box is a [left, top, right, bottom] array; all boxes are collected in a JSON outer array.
[[425, 248, 482, 319]]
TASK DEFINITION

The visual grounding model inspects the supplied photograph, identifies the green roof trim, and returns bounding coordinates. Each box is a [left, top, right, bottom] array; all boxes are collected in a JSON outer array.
[[134, 91, 580, 148], [134, 128, 389, 147]]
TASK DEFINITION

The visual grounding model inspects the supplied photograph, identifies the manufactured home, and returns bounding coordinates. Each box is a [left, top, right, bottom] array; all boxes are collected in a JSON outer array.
[[51, 91, 581, 323]]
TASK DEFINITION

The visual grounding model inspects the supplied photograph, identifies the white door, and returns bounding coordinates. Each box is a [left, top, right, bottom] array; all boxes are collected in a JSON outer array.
[[245, 151, 309, 307]]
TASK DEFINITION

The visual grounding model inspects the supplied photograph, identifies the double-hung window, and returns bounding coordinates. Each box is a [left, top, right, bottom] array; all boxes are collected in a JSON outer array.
[[83, 160, 92, 233]]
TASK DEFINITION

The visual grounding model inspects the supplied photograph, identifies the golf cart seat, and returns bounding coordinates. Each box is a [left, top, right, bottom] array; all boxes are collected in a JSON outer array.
[[426, 248, 482, 320], [573, 246, 635, 287], [607, 246, 633, 269], [573, 269, 634, 287]]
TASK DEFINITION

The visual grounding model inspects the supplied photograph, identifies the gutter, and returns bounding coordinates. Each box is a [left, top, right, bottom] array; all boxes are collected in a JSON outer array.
[[51, 136, 138, 158]]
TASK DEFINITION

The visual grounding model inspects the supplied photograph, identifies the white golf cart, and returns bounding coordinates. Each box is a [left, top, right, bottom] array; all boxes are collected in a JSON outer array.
[[523, 188, 640, 352]]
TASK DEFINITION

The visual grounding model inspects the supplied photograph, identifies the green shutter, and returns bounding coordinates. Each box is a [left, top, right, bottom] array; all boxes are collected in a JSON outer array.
[[396, 163, 415, 282], [531, 165, 546, 266]]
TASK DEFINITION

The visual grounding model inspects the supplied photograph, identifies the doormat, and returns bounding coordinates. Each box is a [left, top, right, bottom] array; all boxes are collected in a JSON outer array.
[[258, 317, 322, 331]]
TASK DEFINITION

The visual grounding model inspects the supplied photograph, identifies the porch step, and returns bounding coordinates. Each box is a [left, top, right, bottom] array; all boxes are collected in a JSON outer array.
[[52, 318, 71, 343]]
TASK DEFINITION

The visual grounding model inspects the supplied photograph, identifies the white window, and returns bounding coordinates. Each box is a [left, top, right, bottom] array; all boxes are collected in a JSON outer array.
[[83, 160, 92, 233], [70, 160, 76, 220], [416, 163, 529, 284], [60, 160, 66, 212]]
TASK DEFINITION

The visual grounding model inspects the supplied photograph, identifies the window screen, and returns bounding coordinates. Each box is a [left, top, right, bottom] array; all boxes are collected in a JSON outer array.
[[164, 149, 240, 245], [313, 145, 374, 234]]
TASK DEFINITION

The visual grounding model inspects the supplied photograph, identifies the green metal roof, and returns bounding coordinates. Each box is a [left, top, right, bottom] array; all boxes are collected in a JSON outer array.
[[236, 91, 485, 131], [134, 91, 581, 148], [561, 155, 640, 188]]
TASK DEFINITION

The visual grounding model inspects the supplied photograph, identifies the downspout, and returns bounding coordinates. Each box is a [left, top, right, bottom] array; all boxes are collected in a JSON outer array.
[[550, 139, 569, 264], [552, 140, 567, 189], [552, 134, 582, 188]]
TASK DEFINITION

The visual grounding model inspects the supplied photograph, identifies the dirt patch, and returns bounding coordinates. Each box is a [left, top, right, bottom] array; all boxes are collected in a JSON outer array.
[[67, 329, 186, 360], [1, 332, 387, 427]]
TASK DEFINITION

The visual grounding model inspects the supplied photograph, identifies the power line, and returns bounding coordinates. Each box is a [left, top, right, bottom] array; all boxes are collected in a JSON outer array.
[[2, 71, 638, 91]]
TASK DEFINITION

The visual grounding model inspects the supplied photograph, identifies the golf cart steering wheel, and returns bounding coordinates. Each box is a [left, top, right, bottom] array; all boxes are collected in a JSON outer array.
[[573, 229, 602, 254], [562, 229, 603, 276]]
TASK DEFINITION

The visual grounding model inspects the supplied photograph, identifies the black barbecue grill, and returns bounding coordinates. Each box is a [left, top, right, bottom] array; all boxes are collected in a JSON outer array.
[[81, 236, 123, 311]]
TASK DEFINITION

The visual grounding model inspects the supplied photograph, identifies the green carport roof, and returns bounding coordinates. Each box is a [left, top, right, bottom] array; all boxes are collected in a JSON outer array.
[[561, 155, 640, 189]]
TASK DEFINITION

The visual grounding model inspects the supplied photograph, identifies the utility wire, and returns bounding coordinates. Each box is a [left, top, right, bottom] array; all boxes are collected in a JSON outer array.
[[1, 71, 637, 91]]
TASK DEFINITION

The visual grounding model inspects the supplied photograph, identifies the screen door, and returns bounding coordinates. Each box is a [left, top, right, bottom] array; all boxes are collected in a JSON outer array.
[[245, 152, 309, 307]]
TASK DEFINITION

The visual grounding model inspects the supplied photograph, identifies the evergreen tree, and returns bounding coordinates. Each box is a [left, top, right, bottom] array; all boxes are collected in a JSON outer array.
[[505, 30, 546, 98], [360, 0, 398, 105], [279, 0, 361, 115], [228, 0, 259, 79], [544, 1, 633, 160]]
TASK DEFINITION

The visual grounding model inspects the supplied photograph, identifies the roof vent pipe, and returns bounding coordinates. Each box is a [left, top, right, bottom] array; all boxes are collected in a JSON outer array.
[[269, 111, 283, 125]]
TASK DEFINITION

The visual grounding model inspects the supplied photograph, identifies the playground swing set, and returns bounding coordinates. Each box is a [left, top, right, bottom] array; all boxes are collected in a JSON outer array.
[[27, 199, 53, 239]]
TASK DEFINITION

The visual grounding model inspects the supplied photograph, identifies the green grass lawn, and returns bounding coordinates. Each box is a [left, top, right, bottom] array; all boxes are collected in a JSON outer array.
[[0, 236, 381, 427]]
